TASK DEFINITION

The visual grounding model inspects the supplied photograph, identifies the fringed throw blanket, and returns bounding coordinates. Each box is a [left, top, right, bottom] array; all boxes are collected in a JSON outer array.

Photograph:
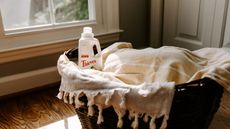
[[57, 42, 230, 129]]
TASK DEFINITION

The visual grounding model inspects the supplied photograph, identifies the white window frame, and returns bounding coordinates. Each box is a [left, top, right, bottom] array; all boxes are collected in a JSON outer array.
[[0, 0, 121, 63]]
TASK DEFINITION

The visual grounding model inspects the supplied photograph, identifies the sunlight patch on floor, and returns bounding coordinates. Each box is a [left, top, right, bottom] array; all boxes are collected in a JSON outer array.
[[38, 115, 82, 129]]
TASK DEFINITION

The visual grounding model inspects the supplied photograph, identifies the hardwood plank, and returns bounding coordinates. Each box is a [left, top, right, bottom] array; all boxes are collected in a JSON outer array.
[[0, 86, 76, 129], [209, 90, 230, 129]]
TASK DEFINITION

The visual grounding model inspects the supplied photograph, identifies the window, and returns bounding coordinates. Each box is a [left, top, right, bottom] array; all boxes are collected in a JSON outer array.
[[0, 0, 120, 63], [0, 0, 94, 32]]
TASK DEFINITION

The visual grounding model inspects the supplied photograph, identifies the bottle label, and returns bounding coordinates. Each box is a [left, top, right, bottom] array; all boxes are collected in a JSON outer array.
[[81, 59, 97, 68]]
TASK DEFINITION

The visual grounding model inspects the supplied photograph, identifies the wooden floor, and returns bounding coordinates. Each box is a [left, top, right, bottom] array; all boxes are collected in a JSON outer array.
[[0, 85, 229, 129], [209, 90, 230, 129], [0, 86, 78, 129]]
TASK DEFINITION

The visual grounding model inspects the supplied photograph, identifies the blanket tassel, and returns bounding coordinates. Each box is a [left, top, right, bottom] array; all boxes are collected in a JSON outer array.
[[97, 105, 104, 124], [160, 115, 168, 129], [131, 113, 139, 129], [149, 115, 156, 129], [143, 114, 149, 123]]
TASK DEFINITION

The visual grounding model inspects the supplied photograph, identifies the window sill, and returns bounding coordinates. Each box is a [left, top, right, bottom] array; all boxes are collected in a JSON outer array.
[[0, 30, 121, 64]]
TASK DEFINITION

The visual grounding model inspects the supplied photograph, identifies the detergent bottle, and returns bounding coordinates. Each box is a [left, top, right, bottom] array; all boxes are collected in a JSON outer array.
[[78, 27, 102, 70]]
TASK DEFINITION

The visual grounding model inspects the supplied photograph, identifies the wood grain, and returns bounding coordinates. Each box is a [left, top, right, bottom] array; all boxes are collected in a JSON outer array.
[[209, 90, 230, 129], [0, 86, 76, 129]]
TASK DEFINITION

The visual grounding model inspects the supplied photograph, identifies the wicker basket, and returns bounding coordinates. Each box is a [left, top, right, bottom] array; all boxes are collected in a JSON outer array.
[[75, 78, 223, 129], [65, 49, 224, 129]]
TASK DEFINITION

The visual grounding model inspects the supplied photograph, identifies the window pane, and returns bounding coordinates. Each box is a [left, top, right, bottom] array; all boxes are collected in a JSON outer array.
[[0, 0, 90, 31], [0, 0, 50, 30], [54, 0, 89, 23]]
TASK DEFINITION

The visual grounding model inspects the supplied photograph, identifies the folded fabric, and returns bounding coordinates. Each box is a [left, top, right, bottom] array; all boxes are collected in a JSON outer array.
[[57, 42, 230, 129]]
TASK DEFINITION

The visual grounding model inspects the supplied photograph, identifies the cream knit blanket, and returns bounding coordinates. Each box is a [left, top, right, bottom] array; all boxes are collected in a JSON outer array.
[[57, 42, 230, 129]]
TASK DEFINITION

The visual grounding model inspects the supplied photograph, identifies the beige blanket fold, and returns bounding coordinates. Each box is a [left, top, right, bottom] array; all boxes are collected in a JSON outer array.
[[57, 42, 230, 129], [191, 47, 230, 91]]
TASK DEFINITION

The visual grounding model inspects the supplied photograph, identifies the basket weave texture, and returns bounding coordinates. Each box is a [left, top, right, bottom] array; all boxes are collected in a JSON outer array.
[[75, 78, 223, 129]]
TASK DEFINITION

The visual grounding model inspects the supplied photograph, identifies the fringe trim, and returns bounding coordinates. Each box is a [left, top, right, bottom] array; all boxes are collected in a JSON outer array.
[[86, 95, 95, 116], [97, 105, 104, 124], [144, 114, 149, 123], [131, 113, 139, 129], [150, 115, 156, 129], [57, 90, 170, 129], [113, 107, 126, 128]]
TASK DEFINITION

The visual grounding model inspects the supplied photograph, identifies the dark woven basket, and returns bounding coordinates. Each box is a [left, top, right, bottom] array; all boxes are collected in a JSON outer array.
[[65, 48, 224, 129], [75, 78, 223, 129]]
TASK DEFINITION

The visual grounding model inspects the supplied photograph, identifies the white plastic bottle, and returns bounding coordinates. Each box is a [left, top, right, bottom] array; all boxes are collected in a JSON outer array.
[[78, 27, 102, 70]]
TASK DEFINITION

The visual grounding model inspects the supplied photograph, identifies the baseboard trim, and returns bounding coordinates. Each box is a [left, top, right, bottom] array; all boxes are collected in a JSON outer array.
[[0, 66, 60, 96]]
